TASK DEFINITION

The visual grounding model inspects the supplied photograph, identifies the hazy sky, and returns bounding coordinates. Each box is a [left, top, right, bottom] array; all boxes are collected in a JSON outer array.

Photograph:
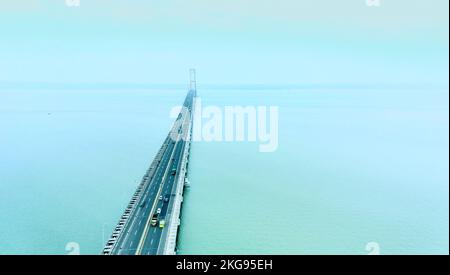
[[0, 0, 448, 85]]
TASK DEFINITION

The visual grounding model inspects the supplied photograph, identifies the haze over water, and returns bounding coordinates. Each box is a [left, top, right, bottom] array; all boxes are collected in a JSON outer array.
[[0, 0, 448, 255], [178, 87, 449, 255], [0, 86, 448, 254]]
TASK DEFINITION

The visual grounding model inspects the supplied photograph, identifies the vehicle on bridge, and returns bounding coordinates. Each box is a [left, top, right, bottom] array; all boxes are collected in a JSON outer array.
[[164, 194, 170, 203], [159, 219, 165, 228], [151, 213, 158, 227]]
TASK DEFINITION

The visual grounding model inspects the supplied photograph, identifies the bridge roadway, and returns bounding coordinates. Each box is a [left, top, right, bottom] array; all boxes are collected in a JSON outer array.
[[103, 89, 195, 255]]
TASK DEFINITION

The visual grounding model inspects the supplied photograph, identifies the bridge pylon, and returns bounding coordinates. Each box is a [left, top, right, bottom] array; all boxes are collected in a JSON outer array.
[[189, 68, 196, 96]]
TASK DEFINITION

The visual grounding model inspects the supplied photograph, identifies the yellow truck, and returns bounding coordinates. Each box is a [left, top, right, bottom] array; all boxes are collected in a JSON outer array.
[[159, 220, 165, 228]]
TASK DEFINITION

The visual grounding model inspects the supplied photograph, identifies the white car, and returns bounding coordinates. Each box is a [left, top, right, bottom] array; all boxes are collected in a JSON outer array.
[[156, 208, 161, 214]]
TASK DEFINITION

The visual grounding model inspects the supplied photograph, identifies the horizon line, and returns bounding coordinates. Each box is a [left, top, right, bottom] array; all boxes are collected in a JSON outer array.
[[0, 82, 448, 91]]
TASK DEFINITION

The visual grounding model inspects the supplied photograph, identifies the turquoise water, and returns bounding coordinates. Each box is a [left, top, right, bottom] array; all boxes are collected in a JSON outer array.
[[0, 88, 186, 254], [0, 87, 448, 254], [178, 88, 449, 255]]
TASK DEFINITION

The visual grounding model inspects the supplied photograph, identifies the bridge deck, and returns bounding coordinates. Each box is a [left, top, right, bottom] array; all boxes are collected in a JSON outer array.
[[103, 89, 195, 255]]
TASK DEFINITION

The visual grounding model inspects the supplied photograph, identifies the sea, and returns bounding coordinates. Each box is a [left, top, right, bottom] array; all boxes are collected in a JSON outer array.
[[0, 86, 448, 254]]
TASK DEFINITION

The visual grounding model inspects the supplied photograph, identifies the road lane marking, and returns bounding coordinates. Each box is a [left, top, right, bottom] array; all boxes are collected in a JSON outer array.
[[115, 140, 173, 253], [156, 115, 192, 254], [135, 140, 180, 255], [119, 95, 192, 256], [135, 108, 191, 255]]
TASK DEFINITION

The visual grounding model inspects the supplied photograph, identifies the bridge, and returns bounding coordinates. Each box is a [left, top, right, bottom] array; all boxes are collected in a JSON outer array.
[[103, 70, 197, 255]]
